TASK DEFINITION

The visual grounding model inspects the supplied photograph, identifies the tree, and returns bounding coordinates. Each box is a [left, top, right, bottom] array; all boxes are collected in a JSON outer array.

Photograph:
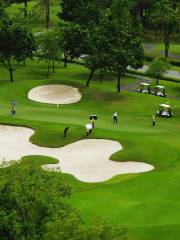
[[84, 11, 144, 92], [84, 20, 113, 87], [0, 0, 8, 21], [146, 57, 169, 85], [14, 0, 28, 18], [0, 19, 35, 82], [148, 0, 178, 57], [37, 29, 62, 78], [38, 0, 50, 29], [59, 22, 88, 68], [110, 24, 144, 92], [0, 161, 72, 240], [0, 160, 129, 240], [59, 0, 101, 26]]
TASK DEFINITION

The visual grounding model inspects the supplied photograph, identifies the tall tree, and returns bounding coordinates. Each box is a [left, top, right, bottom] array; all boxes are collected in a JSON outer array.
[[59, 22, 88, 67], [146, 57, 169, 85], [148, 0, 178, 57], [38, 0, 50, 29], [0, 19, 35, 82], [0, 0, 8, 21], [59, 0, 101, 26], [37, 29, 62, 77], [14, 0, 28, 18], [85, 11, 144, 92]]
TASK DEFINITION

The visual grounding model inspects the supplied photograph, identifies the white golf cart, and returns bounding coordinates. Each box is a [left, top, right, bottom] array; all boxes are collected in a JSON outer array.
[[156, 104, 172, 118], [137, 83, 151, 94], [153, 85, 166, 97]]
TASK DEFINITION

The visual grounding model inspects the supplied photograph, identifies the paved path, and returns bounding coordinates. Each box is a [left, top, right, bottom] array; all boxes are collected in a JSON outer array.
[[122, 74, 151, 92], [144, 43, 180, 60], [128, 65, 180, 79], [123, 73, 180, 100]]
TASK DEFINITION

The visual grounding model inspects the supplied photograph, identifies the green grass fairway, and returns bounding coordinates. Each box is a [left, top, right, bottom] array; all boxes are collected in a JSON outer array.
[[0, 59, 180, 239]]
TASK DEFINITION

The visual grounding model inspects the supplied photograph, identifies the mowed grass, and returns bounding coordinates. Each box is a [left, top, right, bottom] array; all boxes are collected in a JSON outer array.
[[0, 59, 180, 239], [144, 42, 180, 61]]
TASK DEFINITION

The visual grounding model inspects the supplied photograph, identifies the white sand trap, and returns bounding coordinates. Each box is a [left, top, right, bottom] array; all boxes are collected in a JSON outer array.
[[28, 84, 82, 104], [0, 125, 154, 182]]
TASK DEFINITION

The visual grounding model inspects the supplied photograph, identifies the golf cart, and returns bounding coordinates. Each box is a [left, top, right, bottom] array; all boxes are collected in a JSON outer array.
[[156, 104, 172, 118], [137, 83, 151, 94], [153, 85, 166, 97]]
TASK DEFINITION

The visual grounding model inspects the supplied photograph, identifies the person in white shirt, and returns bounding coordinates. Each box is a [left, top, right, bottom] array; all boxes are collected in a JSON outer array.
[[113, 112, 118, 124]]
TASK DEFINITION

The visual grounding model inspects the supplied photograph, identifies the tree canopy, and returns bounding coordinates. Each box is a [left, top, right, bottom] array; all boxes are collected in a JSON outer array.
[[0, 19, 35, 82]]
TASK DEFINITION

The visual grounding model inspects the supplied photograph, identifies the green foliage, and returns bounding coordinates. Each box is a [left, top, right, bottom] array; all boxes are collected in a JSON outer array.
[[37, 28, 62, 76], [147, 0, 179, 57], [148, 0, 177, 29], [0, 19, 35, 82], [59, 22, 88, 67], [38, 29, 61, 61], [0, 160, 72, 240], [0, 157, 129, 240], [59, 0, 101, 26], [37, 0, 50, 29], [84, 10, 144, 92], [146, 57, 169, 85]]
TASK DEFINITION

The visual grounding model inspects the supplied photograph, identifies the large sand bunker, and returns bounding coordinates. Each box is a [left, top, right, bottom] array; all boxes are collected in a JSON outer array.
[[28, 84, 82, 104], [0, 125, 154, 182]]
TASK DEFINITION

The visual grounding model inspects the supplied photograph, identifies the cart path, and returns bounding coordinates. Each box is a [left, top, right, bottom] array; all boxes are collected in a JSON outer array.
[[123, 74, 180, 100], [128, 65, 180, 79], [122, 74, 151, 91], [144, 43, 180, 60]]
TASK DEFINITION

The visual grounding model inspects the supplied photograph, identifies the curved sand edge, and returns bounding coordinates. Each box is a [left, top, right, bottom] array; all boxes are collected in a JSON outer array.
[[0, 125, 154, 182], [28, 84, 82, 105]]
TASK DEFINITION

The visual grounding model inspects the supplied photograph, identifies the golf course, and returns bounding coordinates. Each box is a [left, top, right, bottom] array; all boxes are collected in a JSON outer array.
[[0, 0, 180, 239]]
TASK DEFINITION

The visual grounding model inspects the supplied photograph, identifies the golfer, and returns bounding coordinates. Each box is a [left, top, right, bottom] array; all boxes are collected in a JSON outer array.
[[85, 123, 93, 136], [113, 112, 118, 124], [11, 104, 16, 116], [89, 115, 98, 128], [64, 127, 69, 138], [152, 115, 156, 126]]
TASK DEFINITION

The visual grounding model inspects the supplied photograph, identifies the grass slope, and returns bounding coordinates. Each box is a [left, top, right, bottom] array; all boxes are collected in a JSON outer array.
[[0, 59, 180, 239]]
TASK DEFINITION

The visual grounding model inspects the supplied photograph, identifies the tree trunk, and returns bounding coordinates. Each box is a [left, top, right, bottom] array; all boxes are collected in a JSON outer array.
[[164, 28, 169, 58], [99, 69, 104, 83], [64, 53, 68, 68], [7, 60, 14, 82], [86, 69, 95, 87], [9, 68, 14, 82], [155, 26, 158, 40], [24, 0, 27, 18], [117, 72, 121, 93], [52, 61, 55, 73], [156, 78, 159, 85], [47, 59, 51, 78], [46, 2, 50, 29]]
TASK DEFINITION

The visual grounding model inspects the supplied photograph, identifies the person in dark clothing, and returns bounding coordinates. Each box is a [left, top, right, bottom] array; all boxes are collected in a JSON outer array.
[[11, 104, 16, 116], [152, 115, 156, 126], [64, 127, 69, 138]]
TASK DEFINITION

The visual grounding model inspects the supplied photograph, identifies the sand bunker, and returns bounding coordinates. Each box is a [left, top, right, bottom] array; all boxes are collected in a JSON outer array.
[[0, 125, 154, 182], [28, 84, 82, 104]]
